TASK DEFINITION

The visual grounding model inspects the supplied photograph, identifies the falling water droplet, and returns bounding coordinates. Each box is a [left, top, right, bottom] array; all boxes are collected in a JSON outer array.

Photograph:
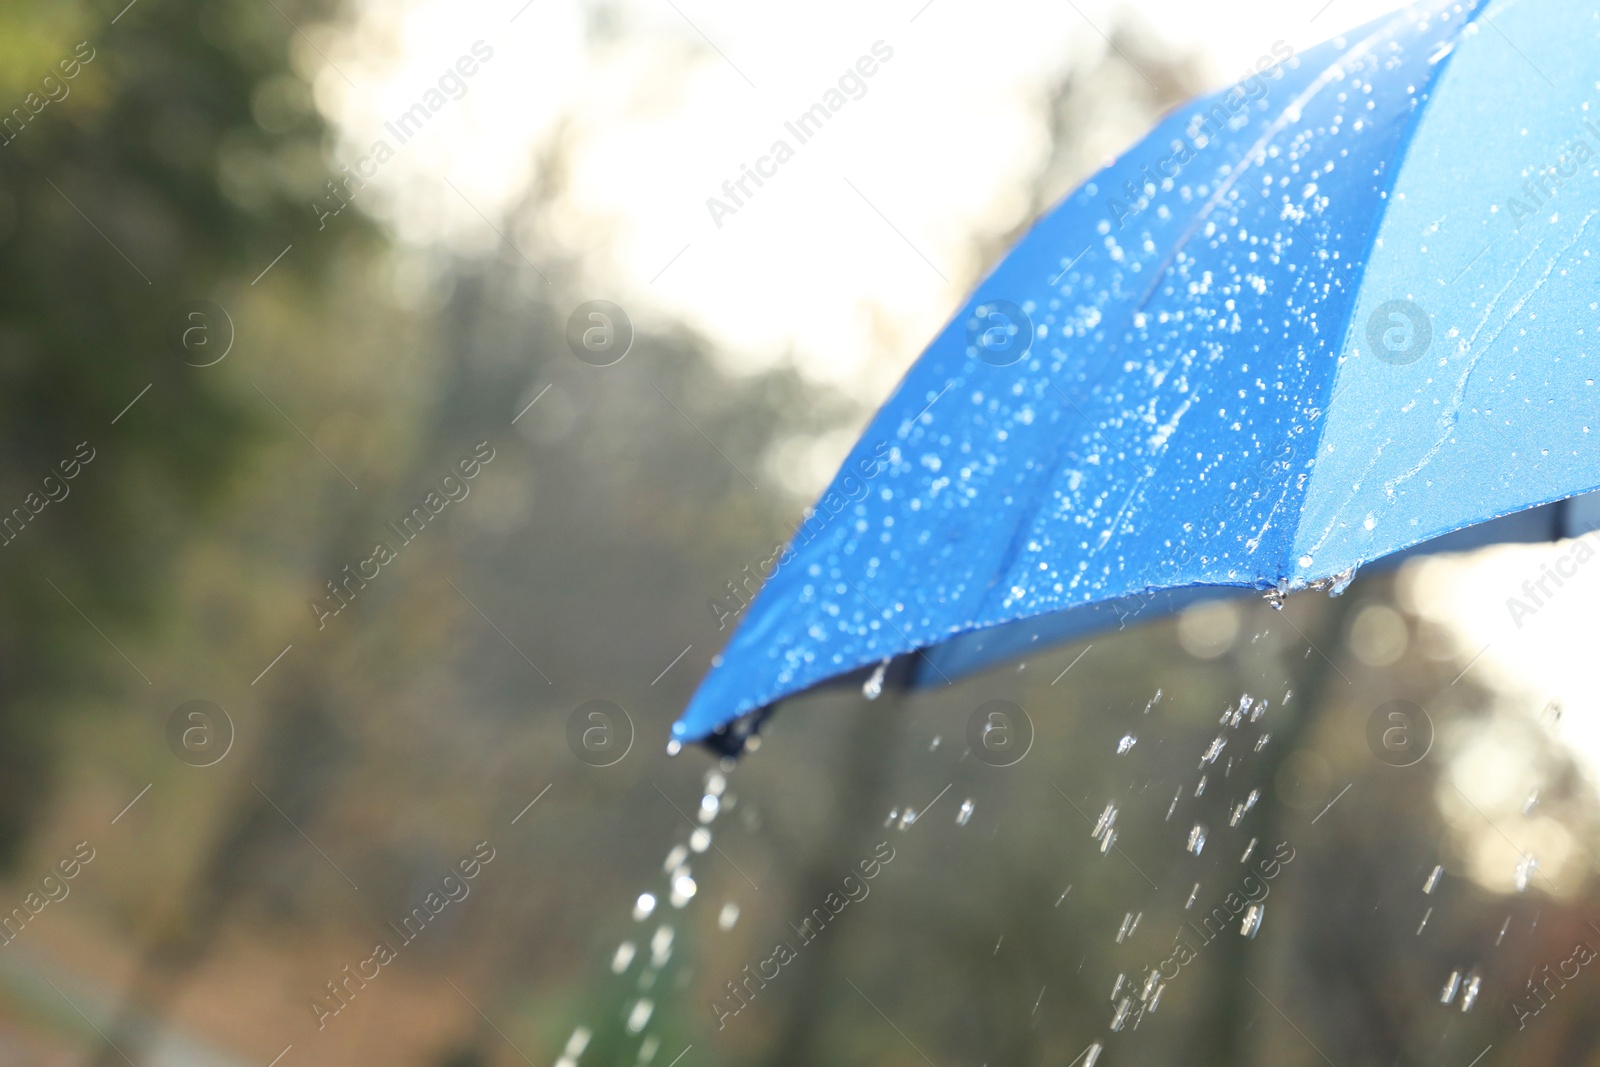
[[670, 873, 697, 908], [957, 798, 975, 825], [626, 999, 654, 1033], [885, 807, 899, 827], [862, 659, 889, 700], [633, 893, 656, 921], [1116, 734, 1138, 755], [1200, 735, 1227, 766], [1496, 915, 1511, 945], [1099, 828, 1117, 854], [1240, 838, 1257, 863], [1254, 733, 1271, 752], [1416, 907, 1432, 935], [1194, 776, 1208, 797], [1185, 883, 1200, 910], [1460, 971, 1481, 1012], [1110, 997, 1133, 1031], [1056, 885, 1073, 907], [705, 772, 727, 796], [666, 740, 682, 756], [1440, 970, 1461, 1005], [1187, 824, 1207, 855], [611, 941, 636, 973], [1423, 865, 1443, 894], [663, 845, 689, 873], [650, 925, 673, 966], [698, 794, 721, 823], [1084, 1042, 1104, 1067], [898, 807, 918, 830], [1144, 689, 1163, 714], [1166, 787, 1181, 821], [1093, 801, 1118, 840], [560, 1027, 592, 1063], [1115, 912, 1142, 943], [689, 828, 712, 853], [1516, 854, 1538, 892], [1240, 903, 1264, 938], [1523, 789, 1540, 815], [718, 902, 740, 931], [929, 735, 941, 751]]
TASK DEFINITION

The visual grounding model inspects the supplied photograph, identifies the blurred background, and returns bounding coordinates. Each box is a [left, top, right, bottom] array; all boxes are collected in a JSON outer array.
[[1, 0, 1598, 1063]]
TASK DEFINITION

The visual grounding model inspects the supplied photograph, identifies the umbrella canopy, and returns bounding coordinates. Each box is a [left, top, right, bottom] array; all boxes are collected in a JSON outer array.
[[674, 0, 1600, 751]]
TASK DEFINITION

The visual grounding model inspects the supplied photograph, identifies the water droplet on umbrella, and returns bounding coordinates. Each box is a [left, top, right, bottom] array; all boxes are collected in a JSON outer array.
[[1423, 864, 1443, 894], [718, 903, 740, 931], [611, 941, 636, 973], [666, 740, 682, 756], [633, 893, 656, 921], [689, 828, 711, 853], [957, 798, 975, 825], [1240, 903, 1264, 938], [670, 873, 697, 907], [663, 845, 689, 873], [1187, 824, 1207, 855], [698, 794, 721, 822]]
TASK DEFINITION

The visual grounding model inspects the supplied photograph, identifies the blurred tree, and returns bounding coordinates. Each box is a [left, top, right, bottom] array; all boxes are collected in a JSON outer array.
[[0, 0, 370, 858]]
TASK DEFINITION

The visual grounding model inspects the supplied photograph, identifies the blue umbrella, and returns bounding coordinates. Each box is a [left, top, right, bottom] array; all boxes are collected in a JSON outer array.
[[675, 0, 1600, 752]]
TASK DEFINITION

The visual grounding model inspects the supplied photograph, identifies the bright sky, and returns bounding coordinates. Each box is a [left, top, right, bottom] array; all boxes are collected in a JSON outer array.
[[314, 0, 1600, 892], [315, 0, 1404, 392]]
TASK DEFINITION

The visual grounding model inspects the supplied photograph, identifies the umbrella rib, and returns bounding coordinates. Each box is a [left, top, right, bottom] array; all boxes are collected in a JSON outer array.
[[842, 578, 953, 686]]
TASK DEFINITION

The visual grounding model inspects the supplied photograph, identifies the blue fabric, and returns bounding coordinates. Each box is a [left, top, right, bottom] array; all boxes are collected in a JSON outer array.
[[675, 0, 1600, 745]]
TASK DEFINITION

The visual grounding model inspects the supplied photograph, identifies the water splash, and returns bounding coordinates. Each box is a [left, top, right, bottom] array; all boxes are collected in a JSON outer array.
[[1116, 734, 1138, 755]]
